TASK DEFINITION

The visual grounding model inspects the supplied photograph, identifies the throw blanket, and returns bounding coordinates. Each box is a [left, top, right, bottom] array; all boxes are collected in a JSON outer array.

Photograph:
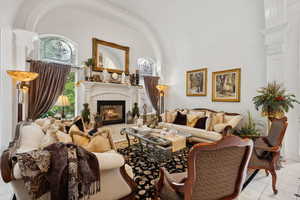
[[15, 143, 100, 200]]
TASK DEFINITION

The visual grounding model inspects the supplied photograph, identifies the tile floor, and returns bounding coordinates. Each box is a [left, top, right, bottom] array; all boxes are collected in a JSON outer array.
[[1, 161, 299, 200]]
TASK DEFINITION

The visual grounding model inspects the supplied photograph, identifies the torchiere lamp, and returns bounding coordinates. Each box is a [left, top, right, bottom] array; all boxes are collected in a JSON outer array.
[[6, 70, 39, 122], [56, 95, 70, 119], [156, 84, 168, 115]]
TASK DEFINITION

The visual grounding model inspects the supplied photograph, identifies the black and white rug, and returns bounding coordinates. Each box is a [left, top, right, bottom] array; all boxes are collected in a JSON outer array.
[[118, 144, 190, 199]]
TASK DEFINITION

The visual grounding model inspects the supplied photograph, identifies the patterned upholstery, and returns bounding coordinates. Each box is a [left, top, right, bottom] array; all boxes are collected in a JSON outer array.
[[266, 119, 286, 147], [190, 147, 246, 200], [157, 136, 252, 200]]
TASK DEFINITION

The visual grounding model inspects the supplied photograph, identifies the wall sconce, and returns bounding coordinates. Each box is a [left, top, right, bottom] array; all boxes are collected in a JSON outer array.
[[7, 70, 39, 121]]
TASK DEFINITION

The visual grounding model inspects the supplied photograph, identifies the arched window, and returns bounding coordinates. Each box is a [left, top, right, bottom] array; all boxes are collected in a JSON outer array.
[[40, 35, 77, 65], [39, 34, 78, 118]]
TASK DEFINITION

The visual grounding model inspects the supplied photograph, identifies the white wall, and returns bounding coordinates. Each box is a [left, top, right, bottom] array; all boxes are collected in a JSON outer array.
[[34, 5, 155, 72]]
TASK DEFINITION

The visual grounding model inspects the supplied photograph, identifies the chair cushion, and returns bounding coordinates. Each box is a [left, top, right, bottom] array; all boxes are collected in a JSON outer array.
[[18, 124, 45, 152]]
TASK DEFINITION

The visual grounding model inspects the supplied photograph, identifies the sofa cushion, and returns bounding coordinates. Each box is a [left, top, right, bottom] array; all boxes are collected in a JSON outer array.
[[187, 114, 201, 127], [39, 126, 59, 149], [213, 123, 227, 133], [56, 131, 73, 143], [71, 131, 90, 146], [194, 117, 208, 129], [173, 111, 187, 125], [18, 124, 45, 153], [84, 135, 112, 153]]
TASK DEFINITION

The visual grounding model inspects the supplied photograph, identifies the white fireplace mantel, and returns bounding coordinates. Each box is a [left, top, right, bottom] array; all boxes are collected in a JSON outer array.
[[80, 81, 142, 115]]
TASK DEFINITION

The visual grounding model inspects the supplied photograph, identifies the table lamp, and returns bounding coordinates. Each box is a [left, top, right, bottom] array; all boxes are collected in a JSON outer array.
[[56, 95, 70, 119], [156, 84, 168, 115], [6, 70, 39, 122]]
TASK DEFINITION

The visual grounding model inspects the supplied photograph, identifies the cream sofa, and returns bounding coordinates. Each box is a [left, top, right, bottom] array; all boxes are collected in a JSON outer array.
[[1, 122, 136, 200], [160, 108, 243, 143]]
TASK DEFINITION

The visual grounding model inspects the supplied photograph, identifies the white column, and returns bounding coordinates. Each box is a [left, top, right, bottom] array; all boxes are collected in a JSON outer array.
[[0, 28, 15, 152]]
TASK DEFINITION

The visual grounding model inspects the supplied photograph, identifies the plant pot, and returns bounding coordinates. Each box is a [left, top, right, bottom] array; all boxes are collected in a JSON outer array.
[[261, 111, 285, 119]]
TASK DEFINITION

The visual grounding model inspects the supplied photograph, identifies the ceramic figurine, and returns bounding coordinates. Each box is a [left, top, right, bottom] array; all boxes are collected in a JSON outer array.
[[121, 72, 126, 84], [102, 69, 110, 83]]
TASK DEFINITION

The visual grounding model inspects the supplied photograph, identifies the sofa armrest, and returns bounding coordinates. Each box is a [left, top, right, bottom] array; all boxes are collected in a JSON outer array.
[[93, 151, 125, 171]]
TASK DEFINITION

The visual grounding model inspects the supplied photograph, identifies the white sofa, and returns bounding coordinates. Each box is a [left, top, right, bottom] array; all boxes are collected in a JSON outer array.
[[160, 109, 243, 143], [2, 122, 136, 200]]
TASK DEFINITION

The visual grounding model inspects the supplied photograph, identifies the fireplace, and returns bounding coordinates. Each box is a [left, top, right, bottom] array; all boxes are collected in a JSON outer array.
[[97, 100, 126, 125]]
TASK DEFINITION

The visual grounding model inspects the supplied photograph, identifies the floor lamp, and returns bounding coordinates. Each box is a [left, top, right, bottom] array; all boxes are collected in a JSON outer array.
[[6, 70, 39, 122], [56, 95, 70, 120], [156, 84, 168, 115]]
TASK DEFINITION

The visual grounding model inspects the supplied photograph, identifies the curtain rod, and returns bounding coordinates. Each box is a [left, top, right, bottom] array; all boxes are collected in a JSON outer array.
[[26, 59, 82, 70]]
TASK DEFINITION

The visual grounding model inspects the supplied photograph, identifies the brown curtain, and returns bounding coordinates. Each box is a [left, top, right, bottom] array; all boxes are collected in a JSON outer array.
[[144, 76, 160, 112], [28, 61, 71, 120]]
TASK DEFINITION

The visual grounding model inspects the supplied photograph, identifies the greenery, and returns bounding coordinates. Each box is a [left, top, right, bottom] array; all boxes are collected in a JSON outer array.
[[83, 58, 95, 67], [252, 81, 300, 115], [234, 111, 260, 137], [41, 72, 75, 118]]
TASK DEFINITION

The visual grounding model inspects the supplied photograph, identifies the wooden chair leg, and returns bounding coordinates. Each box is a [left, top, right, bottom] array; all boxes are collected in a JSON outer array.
[[270, 169, 278, 195], [265, 169, 269, 176]]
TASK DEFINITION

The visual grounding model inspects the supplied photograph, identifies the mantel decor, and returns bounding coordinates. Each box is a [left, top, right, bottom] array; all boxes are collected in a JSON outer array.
[[92, 38, 129, 74], [212, 68, 241, 102], [253, 81, 299, 118]]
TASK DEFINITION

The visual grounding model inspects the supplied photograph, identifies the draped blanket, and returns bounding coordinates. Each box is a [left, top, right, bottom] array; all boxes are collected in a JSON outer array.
[[15, 143, 100, 200]]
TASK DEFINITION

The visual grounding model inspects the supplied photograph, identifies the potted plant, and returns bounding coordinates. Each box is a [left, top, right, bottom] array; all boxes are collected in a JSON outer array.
[[234, 111, 261, 138], [253, 82, 299, 118], [83, 58, 95, 81]]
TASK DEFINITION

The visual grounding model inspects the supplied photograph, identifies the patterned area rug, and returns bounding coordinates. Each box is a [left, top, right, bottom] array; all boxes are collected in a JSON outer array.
[[117, 143, 190, 199]]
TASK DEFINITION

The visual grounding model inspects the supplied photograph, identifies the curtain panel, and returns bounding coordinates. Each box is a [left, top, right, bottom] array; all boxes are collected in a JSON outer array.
[[28, 61, 71, 120], [143, 76, 160, 112]]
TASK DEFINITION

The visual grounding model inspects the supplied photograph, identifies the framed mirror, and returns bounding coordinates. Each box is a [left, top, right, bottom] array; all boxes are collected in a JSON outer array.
[[92, 38, 129, 74]]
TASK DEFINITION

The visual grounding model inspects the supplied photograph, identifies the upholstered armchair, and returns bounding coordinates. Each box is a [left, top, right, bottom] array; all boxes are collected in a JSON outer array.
[[156, 136, 253, 200], [1, 122, 137, 200], [248, 117, 288, 195]]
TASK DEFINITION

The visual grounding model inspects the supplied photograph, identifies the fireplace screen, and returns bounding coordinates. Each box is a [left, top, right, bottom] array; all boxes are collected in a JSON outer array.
[[97, 100, 125, 125]]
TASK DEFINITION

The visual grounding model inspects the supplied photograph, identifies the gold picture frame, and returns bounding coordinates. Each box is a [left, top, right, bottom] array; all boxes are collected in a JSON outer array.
[[92, 38, 130, 74], [212, 68, 241, 102], [186, 68, 207, 96]]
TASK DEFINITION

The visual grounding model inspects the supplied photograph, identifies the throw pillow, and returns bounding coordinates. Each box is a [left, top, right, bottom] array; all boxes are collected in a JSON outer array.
[[73, 118, 85, 132], [213, 123, 227, 133], [39, 125, 59, 149], [71, 131, 90, 147], [187, 114, 201, 127], [69, 124, 81, 133], [194, 117, 208, 130], [56, 131, 73, 143], [162, 110, 178, 123], [210, 112, 225, 129], [83, 135, 112, 153], [173, 111, 187, 125]]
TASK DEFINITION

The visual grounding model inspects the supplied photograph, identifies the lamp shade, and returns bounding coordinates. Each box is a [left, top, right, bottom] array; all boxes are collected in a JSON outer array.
[[156, 84, 168, 95], [56, 95, 70, 106], [7, 70, 39, 82]]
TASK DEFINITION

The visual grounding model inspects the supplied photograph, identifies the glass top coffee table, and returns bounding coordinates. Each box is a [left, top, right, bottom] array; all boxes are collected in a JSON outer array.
[[120, 127, 192, 162]]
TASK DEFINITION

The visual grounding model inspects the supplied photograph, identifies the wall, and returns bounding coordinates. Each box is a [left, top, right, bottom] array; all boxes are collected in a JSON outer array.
[[34, 5, 155, 72]]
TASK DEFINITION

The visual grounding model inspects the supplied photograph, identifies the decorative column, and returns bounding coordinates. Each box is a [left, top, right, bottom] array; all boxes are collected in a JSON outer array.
[[0, 28, 14, 152]]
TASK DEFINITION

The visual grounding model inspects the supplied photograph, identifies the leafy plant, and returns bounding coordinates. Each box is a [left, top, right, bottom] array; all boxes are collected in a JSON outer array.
[[252, 81, 299, 115], [234, 111, 260, 137], [83, 58, 95, 67]]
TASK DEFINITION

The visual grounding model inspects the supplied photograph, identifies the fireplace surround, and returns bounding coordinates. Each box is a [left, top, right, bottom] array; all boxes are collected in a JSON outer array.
[[98, 100, 126, 125]]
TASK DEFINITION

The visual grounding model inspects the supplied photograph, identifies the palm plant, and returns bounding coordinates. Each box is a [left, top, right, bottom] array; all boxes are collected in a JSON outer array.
[[234, 111, 260, 137], [253, 82, 299, 117]]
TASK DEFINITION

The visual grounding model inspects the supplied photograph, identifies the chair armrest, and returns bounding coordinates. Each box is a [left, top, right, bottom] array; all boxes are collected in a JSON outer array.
[[93, 151, 125, 170], [255, 145, 280, 152], [158, 168, 185, 193]]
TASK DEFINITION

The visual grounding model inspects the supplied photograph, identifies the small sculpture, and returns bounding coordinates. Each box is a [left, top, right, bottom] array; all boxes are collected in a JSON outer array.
[[132, 102, 140, 118], [121, 72, 126, 84], [81, 103, 90, 124], [102, 69, 110, 83]]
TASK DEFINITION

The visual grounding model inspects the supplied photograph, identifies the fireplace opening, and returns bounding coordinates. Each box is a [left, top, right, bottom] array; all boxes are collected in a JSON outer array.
[[97, 100, 126, 125]]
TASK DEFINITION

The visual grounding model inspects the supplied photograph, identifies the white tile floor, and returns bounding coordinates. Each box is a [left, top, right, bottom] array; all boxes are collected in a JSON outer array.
[[1, 161, 299, 200]]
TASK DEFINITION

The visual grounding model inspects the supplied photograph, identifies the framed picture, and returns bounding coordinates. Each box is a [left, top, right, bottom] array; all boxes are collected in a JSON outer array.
[[212, 68, 241, 102], [186, 68, 207, 96]]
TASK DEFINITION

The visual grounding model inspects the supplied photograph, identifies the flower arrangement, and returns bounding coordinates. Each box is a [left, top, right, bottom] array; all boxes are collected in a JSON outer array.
[[234, 111, 260, 137], [252, 82, 299, 118]]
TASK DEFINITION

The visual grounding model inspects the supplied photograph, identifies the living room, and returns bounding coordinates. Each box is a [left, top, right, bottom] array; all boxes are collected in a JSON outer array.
[[1, 0, 300, 200]]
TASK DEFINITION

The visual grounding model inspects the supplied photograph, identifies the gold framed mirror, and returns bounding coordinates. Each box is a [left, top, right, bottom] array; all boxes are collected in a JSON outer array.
[[92, 38, 130, 74]]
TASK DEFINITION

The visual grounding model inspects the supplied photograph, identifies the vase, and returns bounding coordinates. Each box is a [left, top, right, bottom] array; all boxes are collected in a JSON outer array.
[[261, 111, 285, 119]]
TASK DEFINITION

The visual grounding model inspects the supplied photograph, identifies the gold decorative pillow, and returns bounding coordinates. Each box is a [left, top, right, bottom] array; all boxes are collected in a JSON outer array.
[[211, 112, 225, 127], [187, 114, 201, 127], [56, 131, 72, 143], [69, 124, 81, 133], [83, 135, 112, 153], [71, 131, 90, 147]]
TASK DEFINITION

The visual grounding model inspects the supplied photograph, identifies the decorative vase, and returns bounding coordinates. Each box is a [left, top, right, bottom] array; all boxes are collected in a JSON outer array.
[[261, 111, 285, 119], [81, 103, 91, 124]]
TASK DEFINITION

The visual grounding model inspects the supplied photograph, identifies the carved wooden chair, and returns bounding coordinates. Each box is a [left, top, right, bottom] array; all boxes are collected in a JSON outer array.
[[156, 136, 253, 200], [248, 117, 288, 195]]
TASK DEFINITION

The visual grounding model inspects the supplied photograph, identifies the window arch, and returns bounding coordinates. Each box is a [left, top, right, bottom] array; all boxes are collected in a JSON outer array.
[[138, 57, 156, 76], [39, 34, 78, 65]]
